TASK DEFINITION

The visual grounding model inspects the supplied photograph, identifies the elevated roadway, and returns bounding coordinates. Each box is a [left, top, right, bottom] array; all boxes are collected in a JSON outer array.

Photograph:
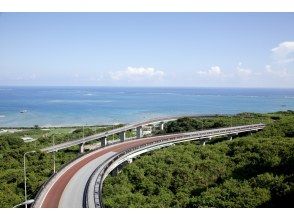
[[41, 114, 221, 153], [33, 123, 265, 208]]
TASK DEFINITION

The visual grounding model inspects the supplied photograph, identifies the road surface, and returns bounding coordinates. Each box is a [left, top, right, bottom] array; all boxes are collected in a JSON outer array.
[[33, 124, 265, 208], [35, 134, 184, 208]]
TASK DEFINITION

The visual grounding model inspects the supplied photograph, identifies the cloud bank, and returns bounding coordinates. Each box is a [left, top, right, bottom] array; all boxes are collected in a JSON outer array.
[[236, 62, 252, 77], [271, 41, 294, 63], [110, 66, 164, 81], [197, 66, 223, 77]]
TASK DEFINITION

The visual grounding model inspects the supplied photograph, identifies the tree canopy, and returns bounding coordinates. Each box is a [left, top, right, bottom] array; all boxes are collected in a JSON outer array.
[[103, 111, 294, 207]]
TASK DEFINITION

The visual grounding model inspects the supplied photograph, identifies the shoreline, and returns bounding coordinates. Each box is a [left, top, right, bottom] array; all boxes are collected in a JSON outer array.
[[0, 124, 117, 130], [1, 87, 293, 128], [0, 110, 292, 130], [0, 113, 225, 129]]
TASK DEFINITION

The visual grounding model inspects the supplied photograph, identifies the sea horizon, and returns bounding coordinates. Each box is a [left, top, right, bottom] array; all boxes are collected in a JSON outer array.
[[1, 85, 294, 89]]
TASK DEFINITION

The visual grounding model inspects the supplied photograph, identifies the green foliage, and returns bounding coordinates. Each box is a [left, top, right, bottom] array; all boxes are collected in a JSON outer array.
[[0, 130, 81, 207], [161, 113, 270, 135], [1, 112, 293, 207], [34, 125, 40, 129], [0, 123, 123, 207], [190, 179, 271, 208], [0, 135, 24, 150], [103, 111, 294, 208]]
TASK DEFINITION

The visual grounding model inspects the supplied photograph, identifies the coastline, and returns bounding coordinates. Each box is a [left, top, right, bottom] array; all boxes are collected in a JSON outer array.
[[0, 113, 228, 129], [0, 124, 115, 130], [0, 111, 283, 129], [1, 87, 293, 128]]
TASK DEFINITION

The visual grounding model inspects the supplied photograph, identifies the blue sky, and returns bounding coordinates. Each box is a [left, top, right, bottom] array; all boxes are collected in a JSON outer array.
[[0, 13, 293, 87]]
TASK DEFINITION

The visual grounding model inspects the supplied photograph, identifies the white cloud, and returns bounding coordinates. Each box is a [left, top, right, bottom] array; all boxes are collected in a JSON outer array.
[[197, 65, 223, 77], [236, 62, 252, 77], [110, 66, 164, 81], [265, 64, 288, 77], [265, 65, 273, 73], [271, 41, 294, 63], [208, 66, 222, 75]]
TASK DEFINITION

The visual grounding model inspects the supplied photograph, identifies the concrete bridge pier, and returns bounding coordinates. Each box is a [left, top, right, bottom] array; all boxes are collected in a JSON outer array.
[[201, 139, 207, 146], [101, 136, 107, 147], [136, 126, 143, 139], [202, 137, 211, 146], [110, 167, 120, 176], [159, 122, 164, 131], [229, 136, 233, 141], [120, 131, 126, 142], [79, 143, 85, 153]]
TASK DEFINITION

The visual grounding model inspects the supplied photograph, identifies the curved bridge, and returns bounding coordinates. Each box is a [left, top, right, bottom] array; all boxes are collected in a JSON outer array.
[[41, 114, 219, 153], [33, 123, 265, 208]]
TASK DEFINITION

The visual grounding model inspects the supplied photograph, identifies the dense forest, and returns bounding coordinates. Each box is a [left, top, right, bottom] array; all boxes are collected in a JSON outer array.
[[0, 122, 139, 208], [0, 111, 293, 208], [103, 111, 294, 207], [0, 124, 121, 208]]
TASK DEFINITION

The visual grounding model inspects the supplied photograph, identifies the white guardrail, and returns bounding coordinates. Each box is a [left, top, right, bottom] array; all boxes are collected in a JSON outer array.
[[41, 114, 227, 153], [84, 123, 265, 208]]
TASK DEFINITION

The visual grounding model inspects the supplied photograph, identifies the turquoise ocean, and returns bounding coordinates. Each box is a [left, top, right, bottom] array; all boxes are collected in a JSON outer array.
[[0, 87, 294, 127]]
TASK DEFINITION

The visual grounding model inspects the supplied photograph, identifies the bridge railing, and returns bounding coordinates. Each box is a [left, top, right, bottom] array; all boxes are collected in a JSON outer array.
[[42, 114, 234, 152], [85, 123, 265, 208], [32, 146, 100, 208]]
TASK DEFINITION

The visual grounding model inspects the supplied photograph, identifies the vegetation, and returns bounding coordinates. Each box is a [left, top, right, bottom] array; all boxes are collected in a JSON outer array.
[[0, 124, 120, 208], [0, 111, 293, 208], [154, 112, 270, 135], [103, 111, 294, 207]]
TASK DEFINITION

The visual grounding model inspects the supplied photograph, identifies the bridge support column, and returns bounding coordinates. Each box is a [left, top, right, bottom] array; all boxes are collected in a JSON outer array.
[[159, 122, 164, 131], [120, 131, 126, 142], [229, 136, 233, 141], [79, 143, 85, 153], [136, 126, 143, 139], [201, 137, 211, 146], [101, 136, 107, 147], [127, 158, 133, 164], [111, 167, 120, 176]]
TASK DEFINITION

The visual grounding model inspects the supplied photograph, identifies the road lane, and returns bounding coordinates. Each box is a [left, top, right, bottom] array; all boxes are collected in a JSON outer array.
[[41, 115, 191, 152], [35, 124, 265, 208], [58, 151, 116, 208], [39, 134, 183, 208]]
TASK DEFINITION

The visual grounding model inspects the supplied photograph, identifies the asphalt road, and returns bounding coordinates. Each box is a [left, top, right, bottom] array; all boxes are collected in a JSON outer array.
[[37, 134, 183, 208], [58, 151, 116, 208], [35, 124, 265, 208], [41, 115, 193, 152]]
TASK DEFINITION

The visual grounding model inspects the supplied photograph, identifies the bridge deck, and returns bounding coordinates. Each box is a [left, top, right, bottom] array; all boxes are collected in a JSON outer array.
[[33, 123, 265, 208], [41, 114, 229, 152]]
